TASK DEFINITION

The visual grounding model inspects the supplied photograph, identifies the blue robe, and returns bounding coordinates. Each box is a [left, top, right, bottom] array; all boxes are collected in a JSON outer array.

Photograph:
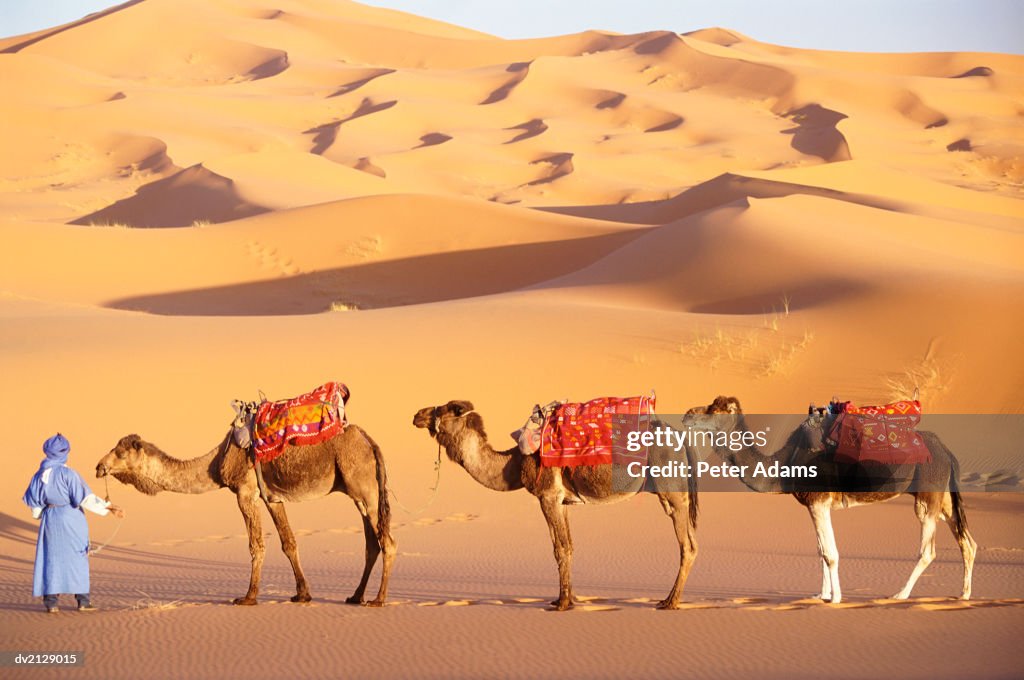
[[23, 465, 93, 597]]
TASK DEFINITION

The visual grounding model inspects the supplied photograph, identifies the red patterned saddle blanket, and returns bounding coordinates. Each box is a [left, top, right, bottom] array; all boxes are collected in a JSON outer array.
[[254, 382, 349, 464], [540, 395, 655, 468], [829, 399, 931, 465]]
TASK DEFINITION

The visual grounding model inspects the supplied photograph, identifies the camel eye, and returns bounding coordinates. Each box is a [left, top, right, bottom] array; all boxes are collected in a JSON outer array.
[[116, 449, 126, 459]]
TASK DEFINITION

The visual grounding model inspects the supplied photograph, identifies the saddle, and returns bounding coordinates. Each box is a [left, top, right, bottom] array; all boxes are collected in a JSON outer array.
[[538, 395, 655, 468], [824, 398, 931, 465], [231, 382, 350, 502]]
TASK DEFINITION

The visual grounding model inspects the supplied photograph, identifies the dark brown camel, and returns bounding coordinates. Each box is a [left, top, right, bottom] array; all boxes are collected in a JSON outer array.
[[413, 400, 699, 610], [691, 395, 976, 603], [95, 424, 395, 606]]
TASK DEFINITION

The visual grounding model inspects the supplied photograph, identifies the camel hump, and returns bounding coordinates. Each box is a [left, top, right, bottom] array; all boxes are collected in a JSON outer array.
[[831, 398, 929, 466], [538, 395, 656, 468], [245, 382, 350, 465]]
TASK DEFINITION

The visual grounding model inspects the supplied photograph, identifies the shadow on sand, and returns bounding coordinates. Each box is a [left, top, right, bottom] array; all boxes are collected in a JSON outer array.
[[104, 229, 647, 315]]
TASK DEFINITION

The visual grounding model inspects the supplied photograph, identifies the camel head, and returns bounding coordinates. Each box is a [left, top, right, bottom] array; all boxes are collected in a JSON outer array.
[[684, 395, 749, 444], [705, 396, 743, 415], [95, 434, 165, 495], [413, 401, 485, 451], [682, 395, 743, 429]]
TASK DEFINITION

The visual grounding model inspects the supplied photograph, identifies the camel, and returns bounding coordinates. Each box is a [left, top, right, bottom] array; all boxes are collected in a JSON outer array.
[[95, 424, 395, 606], [412, 400, 699, 610], [690, 395, 976, 604]]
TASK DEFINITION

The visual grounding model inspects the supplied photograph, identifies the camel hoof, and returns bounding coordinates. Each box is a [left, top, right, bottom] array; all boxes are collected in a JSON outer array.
[[891, 593, 908, 601], [291, 594, 312, 603], [550, 597, 577, 607], [345, 595, 364, 605], [551, 600, 574, 611], [232, 597, 258, 606], [362, 599, 385, 608], [656, 600, 680, 610]]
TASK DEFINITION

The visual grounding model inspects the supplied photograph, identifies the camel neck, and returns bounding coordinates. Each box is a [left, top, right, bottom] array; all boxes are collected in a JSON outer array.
[[444, 428, 524, 492], [145, 445, 223, 494], [720, 443, 788, 494]]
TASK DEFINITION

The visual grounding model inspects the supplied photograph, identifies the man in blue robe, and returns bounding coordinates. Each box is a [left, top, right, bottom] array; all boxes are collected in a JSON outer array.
[[22, 434, 126, 613]]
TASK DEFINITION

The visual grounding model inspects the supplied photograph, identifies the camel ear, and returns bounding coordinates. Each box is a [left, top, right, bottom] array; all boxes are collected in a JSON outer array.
[[451, 400, 474, 416]]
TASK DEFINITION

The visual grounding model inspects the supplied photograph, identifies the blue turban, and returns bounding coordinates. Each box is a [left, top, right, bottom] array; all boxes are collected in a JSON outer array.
[[41, 433, 71, 468], [23, 434, 72, 509]]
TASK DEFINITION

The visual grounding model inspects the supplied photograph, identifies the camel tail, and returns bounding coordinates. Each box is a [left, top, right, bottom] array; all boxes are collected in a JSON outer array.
[[685, 443, 699, 530], [948, 453, 969, 540], [358, 426, 392, 545]]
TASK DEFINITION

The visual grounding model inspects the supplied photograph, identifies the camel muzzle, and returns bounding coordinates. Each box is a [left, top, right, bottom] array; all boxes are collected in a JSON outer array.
[[96, 463, 109, 478], [412, 408, 437, 433]]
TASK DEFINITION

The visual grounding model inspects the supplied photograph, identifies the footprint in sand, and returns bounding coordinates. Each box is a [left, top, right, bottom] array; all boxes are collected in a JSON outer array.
[[673, 602, 721, 610], [444, 513, 479, 522], [195, 535, 231, 543], [247, 240, 301, 277], [913, 602, 973, 611], [344, 235, 383, 259]]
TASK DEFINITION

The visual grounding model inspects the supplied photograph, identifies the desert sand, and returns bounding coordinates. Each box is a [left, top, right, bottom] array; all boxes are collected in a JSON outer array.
[[1, 1, 1023, 678]]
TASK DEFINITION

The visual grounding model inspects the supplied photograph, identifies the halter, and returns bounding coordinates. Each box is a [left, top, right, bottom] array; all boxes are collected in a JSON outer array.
[[386, 441, 443, 515]]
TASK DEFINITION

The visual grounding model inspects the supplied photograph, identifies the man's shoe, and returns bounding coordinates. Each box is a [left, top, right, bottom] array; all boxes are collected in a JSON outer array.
[[46, 607, 58, 614], [77, 604, 98, 612]]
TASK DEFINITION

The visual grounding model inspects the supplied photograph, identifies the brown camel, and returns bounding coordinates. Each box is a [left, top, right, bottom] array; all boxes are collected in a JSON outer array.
[[691, 395, 976, 603], [95, 424, 395, 606], [412, 400, 699, 610]]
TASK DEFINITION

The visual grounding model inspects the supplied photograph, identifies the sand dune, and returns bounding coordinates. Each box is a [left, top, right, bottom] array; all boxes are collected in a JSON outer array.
[[1, 2, 1023, 679], [72, 164, 268, 227]]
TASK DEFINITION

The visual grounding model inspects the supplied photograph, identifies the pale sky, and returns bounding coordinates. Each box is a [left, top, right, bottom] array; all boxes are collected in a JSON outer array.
[[2, 0, 1021, 54]]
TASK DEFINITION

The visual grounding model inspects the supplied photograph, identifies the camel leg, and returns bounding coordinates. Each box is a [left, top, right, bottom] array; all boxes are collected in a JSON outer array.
[[808, 503, 841, 603], [539, 495, 574, 611], [263, 501, 312, 603], [234, 491, 265, 605], [368, 512, 396, 607], [346, 500, 396, 607], [656, 493, 698, 610], [948, 515, 977, 600], [894, 498, 938, 600], [346, 511, 379, 605], [941, 491, 977, 600], [817, 557, 832, 602], [560, 504, 576, 605]]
